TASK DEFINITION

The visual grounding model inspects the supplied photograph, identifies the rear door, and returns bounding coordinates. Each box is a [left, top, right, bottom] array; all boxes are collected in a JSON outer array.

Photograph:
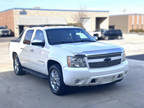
[[19, 29, 34, 68]]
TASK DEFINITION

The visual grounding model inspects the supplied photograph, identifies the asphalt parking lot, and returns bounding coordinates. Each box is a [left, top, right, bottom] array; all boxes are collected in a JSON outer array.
[[0, 34, 144, 108]]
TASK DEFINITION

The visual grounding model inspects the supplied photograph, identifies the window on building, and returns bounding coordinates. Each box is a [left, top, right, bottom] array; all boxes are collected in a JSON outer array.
[[132, 15, 135, 25], [137, 15, 139, 25], [142, 16, 144, 25]]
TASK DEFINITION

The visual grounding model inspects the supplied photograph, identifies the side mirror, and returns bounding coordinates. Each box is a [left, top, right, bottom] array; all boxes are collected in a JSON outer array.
[[31, 40, 45, 47]]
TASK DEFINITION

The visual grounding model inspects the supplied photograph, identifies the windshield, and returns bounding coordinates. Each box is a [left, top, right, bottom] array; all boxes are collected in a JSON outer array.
[[46, 28, 96, 45]]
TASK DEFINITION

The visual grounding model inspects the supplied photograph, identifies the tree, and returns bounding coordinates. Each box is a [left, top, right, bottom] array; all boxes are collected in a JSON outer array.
[[70, 9, 88, 28]]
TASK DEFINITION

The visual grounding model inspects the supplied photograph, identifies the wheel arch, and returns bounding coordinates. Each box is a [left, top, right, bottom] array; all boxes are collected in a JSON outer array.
[[47, 60, 62, 74]]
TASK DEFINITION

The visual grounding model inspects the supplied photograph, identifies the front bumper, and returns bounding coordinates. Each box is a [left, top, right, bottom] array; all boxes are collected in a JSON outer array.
[[63, 60, 128, 86]]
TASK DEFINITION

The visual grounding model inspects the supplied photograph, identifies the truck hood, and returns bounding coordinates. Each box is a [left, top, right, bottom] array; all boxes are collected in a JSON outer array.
[[54, 42, 123, 55]]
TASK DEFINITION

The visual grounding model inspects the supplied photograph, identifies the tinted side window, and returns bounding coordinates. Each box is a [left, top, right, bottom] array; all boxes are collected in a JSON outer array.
[[33, 30, 45, 42], [23, 30, 34, 45]]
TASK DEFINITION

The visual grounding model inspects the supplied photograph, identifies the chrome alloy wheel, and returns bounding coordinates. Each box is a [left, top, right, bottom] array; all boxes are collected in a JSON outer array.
[[14, 57, 19, 74], [50, 69, 60, 92]]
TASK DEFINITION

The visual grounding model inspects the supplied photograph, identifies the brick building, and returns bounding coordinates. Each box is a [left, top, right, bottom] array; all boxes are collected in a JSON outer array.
[[110, 14, 144, 33], [0, 8, 109, 36]]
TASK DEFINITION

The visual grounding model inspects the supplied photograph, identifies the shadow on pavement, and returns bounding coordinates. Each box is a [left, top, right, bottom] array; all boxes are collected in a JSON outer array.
[[65, 83, 122, 96], [127, 54, 144, 61]]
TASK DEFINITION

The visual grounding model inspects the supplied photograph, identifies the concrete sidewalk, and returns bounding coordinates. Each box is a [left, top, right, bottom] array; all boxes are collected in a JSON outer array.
[[0, 40, 13, 72]]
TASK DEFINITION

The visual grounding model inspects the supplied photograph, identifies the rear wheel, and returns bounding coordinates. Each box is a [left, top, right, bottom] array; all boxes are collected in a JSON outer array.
[[13, 54, 25, 75], [48, 64, 67, 95]]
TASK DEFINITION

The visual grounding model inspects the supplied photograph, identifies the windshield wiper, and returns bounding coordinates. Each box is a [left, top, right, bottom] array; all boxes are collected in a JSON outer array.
[[51, 40, 96, 45], [75, 40, 96, 42], [51, 41, 75, 45]]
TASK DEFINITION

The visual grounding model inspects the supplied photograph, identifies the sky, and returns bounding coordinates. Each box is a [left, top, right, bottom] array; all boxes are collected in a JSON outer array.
[[0, 0, 144, 15]]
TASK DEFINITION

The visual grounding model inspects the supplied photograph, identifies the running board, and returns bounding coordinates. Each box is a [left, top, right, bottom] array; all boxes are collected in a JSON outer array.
[[22, 67, 48, 79]]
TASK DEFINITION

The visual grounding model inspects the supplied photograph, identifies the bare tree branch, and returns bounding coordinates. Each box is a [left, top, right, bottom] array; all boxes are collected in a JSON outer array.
[[71, 9, 88, 28]]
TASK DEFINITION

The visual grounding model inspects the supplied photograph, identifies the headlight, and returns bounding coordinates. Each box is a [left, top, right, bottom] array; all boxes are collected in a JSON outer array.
[[121, 51, 126, 62], [67, 55, 87, 68]]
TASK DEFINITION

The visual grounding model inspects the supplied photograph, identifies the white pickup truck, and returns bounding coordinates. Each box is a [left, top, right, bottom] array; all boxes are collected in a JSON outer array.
[[9, 26, 128, 95]]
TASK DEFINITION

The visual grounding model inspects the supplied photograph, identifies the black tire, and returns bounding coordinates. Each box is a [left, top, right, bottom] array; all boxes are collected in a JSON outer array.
[[13, 54, 25, 75], [118, 36, 122, 40], [48, 64, 67, 95]]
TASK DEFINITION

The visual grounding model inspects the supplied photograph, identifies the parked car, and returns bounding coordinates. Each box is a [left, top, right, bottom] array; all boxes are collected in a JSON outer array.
[[90, 30, 101, 38], [0, 26, 11, 37], [102, 29, 123, 40], [90, 29, 109, 40], [9, 26, 128, 95]]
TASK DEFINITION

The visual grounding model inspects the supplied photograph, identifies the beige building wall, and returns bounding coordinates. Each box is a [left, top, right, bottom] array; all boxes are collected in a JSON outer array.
[[13, 9, 109, 36], [110, 15, 129, 33]]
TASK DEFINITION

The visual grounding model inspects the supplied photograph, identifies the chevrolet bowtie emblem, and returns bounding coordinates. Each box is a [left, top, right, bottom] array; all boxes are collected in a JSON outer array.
[[104, 57, 111, 63]]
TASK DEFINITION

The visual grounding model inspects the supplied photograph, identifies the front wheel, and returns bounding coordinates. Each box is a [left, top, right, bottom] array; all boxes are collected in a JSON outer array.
[[118, 36, 122, 39], [13, 54, 25, 75], [48, 64, 67, 95]]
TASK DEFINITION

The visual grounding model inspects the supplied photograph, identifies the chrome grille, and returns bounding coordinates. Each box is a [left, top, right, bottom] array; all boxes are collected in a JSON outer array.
[[87, 52, 121, 59], [87, 52, 122, 68]]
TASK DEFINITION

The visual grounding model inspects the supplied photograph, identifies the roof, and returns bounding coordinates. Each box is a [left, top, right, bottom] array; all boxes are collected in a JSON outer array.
[[0, 8, 109, 13], [37, 26, 80, 29], [28, 26, 81, 30], [110, 13, 144, 16]]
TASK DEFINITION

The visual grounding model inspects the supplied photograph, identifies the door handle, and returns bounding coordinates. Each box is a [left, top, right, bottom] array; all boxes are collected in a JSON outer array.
[[20, 48, 24, 50], [30, 49, 34, 52]]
